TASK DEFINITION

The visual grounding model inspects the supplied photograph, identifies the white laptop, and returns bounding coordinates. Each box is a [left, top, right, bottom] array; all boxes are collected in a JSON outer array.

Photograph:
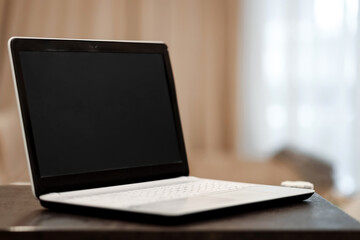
[[8, 37, 314, 223]]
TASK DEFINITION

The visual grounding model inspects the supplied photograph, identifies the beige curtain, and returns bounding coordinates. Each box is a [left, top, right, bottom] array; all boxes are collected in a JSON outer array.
[[0, 0, 238, 184]]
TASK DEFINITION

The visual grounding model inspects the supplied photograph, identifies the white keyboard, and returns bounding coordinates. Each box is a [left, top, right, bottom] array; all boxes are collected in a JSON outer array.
[[60, 179, 253, 208]]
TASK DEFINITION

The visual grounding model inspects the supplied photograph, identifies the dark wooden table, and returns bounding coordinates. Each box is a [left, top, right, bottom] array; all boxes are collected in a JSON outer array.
[[1, 185, 360, 240]]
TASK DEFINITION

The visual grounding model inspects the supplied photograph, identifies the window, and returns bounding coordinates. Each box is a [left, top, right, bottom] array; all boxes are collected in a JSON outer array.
[[239, 0, 360, 194]]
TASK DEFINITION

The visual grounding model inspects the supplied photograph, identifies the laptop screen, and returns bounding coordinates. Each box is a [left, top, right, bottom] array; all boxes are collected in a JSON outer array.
[[19, 51, 182, 177]]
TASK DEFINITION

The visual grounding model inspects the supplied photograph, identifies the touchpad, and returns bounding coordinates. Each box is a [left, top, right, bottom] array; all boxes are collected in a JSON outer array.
[[130, 195, 237, 215]]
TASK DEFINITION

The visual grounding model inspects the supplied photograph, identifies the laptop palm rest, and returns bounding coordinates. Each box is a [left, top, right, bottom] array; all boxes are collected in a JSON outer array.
[[130, 190, 280, 216]]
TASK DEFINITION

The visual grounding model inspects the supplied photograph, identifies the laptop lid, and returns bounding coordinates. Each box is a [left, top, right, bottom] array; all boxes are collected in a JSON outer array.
[[9, 37, 189, 198]]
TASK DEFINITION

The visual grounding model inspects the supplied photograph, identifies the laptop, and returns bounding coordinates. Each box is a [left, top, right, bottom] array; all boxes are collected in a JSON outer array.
[[8, 37, 314, 223]]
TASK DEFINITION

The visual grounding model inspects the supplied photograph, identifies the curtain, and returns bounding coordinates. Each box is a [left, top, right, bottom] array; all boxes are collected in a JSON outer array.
[[0, 0, 238, 184], [239, 0, 360, 194]]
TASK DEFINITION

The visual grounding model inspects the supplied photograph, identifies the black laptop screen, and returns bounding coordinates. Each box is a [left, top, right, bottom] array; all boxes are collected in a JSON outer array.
[[19, 51, 182, 177]]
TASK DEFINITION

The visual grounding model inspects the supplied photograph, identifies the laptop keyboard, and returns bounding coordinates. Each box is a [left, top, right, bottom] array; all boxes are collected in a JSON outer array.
[[61, 179, 253, 208]]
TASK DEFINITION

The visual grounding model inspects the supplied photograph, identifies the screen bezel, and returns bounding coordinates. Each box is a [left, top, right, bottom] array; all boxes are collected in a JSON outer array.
[[9, 38, 189, 198]]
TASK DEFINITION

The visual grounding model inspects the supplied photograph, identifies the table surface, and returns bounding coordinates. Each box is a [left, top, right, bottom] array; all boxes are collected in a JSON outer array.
[[1, 185, 360, 240]]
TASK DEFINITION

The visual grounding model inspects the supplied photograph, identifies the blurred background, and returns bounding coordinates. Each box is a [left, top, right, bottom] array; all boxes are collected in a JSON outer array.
[[0, 0, 359, 219]]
